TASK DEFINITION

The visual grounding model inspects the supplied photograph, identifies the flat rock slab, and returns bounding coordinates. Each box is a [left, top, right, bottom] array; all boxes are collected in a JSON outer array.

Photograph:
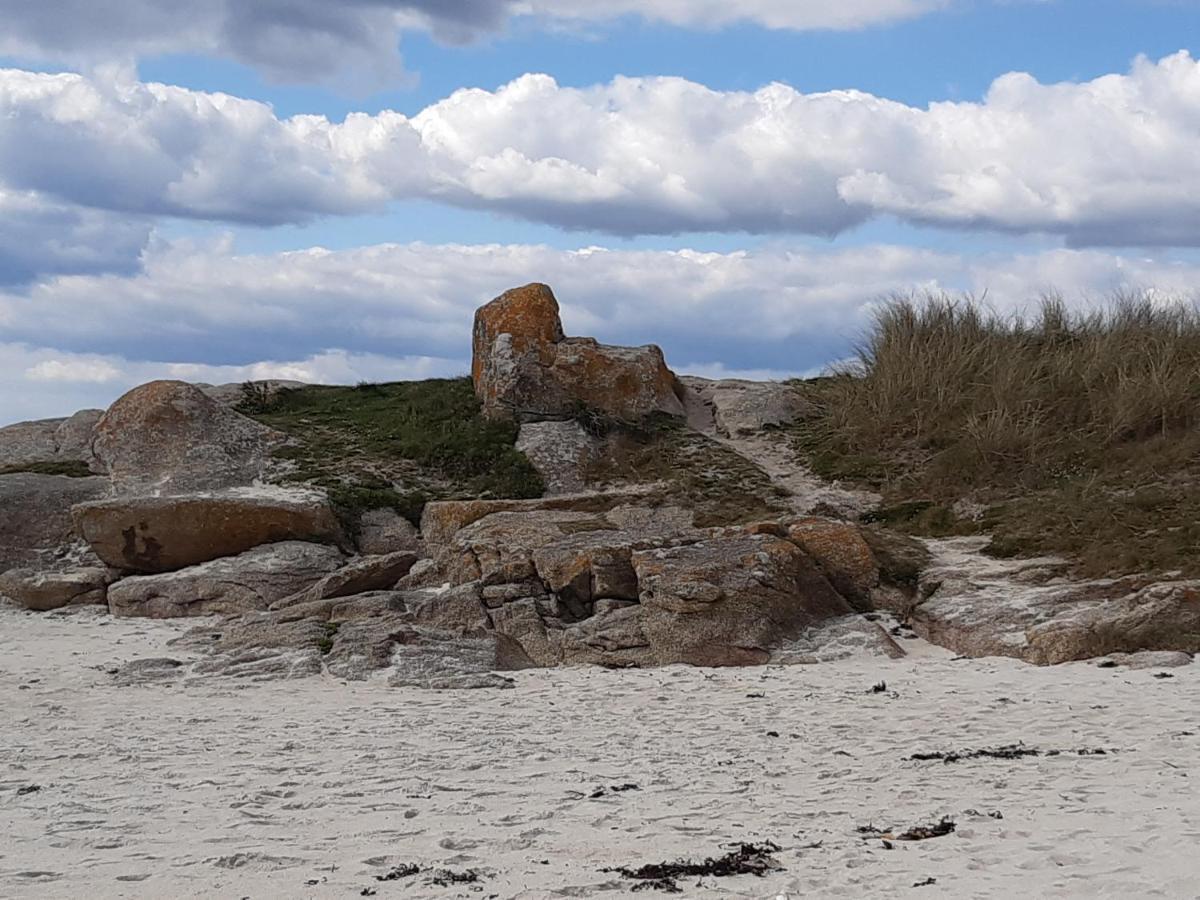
[[0, 567, 110, 611], [72, 487, 344, 573], [107, 541, 346, 618], [269, 551, 420, 610], [420, 486, 662, 546], [915, 537, 1200, 665]]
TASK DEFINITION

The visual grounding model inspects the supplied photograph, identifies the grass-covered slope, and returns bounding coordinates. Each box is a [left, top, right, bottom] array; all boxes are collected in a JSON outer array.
[[792, 294, 1200, 578], [237, 378, 544, 525]]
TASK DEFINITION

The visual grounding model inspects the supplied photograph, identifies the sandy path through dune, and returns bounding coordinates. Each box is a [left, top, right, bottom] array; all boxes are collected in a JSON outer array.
[[3, 604, 1199, 899]]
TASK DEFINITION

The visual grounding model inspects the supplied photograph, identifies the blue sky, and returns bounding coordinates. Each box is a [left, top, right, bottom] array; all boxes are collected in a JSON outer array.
[[0, 0, 1198, 423]]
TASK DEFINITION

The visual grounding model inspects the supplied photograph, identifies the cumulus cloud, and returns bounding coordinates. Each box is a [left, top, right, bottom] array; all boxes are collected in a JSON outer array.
[[0, 1, 967, 85], [3, 237, 1198, 424], [0, 188, 150, 285], [3, 54, 1200, 243]]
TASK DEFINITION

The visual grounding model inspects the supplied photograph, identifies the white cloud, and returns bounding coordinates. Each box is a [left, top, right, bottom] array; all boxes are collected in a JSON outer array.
[[3, 54, 1200, 244], [521, 0, 955, 31], [0, 1, 971, 86], [0, 342, 464, 424], [3, 237, 1199, 425], [24, 358, 124, 383]]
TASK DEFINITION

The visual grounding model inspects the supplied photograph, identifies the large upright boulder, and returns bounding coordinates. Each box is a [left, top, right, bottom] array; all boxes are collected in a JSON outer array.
[[0, 473, 109, 573], [472, 283, 686, 424], [91, 380, 286, 495], [72, 487, 345, 574]]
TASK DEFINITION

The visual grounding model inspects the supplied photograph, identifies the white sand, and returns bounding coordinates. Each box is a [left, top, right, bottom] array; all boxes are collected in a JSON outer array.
[[3, 603, 1199, 899]]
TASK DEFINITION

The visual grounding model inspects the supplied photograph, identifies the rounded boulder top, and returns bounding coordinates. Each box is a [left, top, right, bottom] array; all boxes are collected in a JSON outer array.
[[91, 380, 286, 495]]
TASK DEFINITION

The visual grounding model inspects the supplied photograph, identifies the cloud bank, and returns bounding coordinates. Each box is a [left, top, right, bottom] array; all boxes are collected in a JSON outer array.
[[2, 53, 1198, 256], [0, 1, 961, 85], [4, 237, 1197, 425]]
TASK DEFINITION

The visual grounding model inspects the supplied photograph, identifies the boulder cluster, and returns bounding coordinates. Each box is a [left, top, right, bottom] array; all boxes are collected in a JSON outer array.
[[1, 282, 1196, 685]]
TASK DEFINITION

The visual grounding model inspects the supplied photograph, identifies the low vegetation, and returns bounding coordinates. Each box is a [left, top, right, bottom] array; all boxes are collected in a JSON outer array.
[[237, 378, 543, 527], [583, 414, 788, 527], [0, 460, 94, 478], [792, 293, 1200, 577]]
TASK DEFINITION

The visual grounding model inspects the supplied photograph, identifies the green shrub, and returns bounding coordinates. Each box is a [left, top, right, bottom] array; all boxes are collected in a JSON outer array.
[[240, 377, 543, 527]]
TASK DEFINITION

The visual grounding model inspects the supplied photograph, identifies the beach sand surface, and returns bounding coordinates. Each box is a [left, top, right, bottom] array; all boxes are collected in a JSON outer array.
[[2, 603, 1198, 899]]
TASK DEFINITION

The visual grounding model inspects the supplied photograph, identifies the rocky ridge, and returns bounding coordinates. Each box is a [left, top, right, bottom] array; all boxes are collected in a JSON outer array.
[[0, 282, 1194, 685]]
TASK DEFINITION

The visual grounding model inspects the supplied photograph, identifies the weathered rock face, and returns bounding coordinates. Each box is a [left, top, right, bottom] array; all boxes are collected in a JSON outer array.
[[472, 283, 685, 423], [412, 495, 860, 669], [681, 377, 813, 437], [91, 380, 286, 495], [516, 421, 601, 495], [0, 410, 104, 470], [107, 541, 345, 618], [355, 508, 421, 555], [785, 518, 880, 610], [269, 551, 420, 611], [0, 409, 103, 469], [0, 473, 110, 574], [631, 535, 854, 666], [0, 567, 111, 611], [913, 537, 1200, 665], [419, 486, 662, 547], [180, 585, 526, 687], [72, 487, 345, 574]]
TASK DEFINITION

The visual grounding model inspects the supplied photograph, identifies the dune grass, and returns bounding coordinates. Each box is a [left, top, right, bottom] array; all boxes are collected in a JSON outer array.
[[793, 293, 1200, 577]]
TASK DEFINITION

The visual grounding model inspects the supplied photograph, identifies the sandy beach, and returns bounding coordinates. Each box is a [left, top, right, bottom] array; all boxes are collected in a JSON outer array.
[[2, 603, 1197, 899]]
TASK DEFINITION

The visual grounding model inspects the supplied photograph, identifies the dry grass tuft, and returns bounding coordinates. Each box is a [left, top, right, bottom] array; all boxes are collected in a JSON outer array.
[[794, 292, 1200, 577]]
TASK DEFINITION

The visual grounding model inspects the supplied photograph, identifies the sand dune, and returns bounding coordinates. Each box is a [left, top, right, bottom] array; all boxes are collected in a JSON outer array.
[[2, 602, 1198, 899]]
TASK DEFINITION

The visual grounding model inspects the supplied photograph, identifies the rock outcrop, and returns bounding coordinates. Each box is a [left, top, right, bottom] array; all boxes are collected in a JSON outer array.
[[682, 377, 813, 437], [72, 487, 344, 574], [107, 541, 345, 618], [412, 498, 859, 668], [269, 551, 420, 610], [912, 537, 1200, 665], [419, 486, 662, 546], [0, 473, 110, 574], [0, 409, 103, 470], [180, 584, 529, 687], [472, 283, 686, 423], [91, 380, 286, 495], [629, 534, 853, 666]]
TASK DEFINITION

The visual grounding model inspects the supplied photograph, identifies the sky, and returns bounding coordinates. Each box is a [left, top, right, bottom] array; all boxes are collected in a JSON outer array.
[[1, 0, 1199, 424]]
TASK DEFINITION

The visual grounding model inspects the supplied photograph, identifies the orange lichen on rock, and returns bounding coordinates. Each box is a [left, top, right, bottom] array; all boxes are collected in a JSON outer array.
[[471, 282, 686, 423], [471, 283, 564, 386], [785, 517, 880, 607]]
